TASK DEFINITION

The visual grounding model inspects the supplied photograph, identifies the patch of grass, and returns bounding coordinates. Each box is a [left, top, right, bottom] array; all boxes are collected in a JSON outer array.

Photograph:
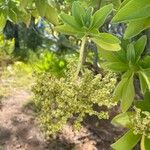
[[0, 61, 33, 98]]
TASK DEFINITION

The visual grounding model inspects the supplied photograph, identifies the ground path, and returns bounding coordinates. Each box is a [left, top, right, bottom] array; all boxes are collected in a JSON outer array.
[[0, 89, 98, 150], [0, 88, 124, 150], [0, 90, 51, 150]]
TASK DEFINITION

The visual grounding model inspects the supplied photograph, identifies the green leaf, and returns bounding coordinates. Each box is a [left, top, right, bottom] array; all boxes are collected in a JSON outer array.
[[36, 0, 58, 25], [72, 1, 84, 26], [139, 72, 148, 94], [20, 0, 31, 8], [120, 0, 131, 8], [124, 17, 150, 39], [127, 43, 135, 63], [144, 137, 150, 150], [102, 62, 128, 72], [98, 33, 121, 44], [60, 13, 81, 29], [111, 130, 141, 150], [121, 74, 135, 112], [8, 9, 17, 23], [141, 136, 150, 150], [35, 0, 47, 17], [134, 35, 147, 62], [90, 4, 113, 29], [0, 13, 6, 32], [139, 71, 150, 91], [83, 7, 93, 28], [111, 112, 133, 128], [112, 0, 150, 23], [45, 4, 59, 25], [112, 0, 122, 10], [143, 68, 150, 77], [113, 71, 132, 102], [92, 36, 121, 51], [100, 49, 126, 63], [136, 91, 150, 112], [139, 56, 150, 69], [54, 25, 85, 37]]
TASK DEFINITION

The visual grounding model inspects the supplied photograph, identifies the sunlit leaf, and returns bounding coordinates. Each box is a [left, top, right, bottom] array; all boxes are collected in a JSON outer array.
[[90, 4, 113, 29], [121, 74, 135, 112], [112, 0, 150, 23], [0, 13, 6, 33], [111, 112, 134, 128], [124, 17, 150, 39], [111, 130, 141, 150]]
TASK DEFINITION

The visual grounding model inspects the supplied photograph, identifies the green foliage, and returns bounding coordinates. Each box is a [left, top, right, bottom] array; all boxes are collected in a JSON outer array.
[[25, 27, 43, 51], [13, 48, 38, 62], [1, 0, 150, 149], [111, 130, 141, 150], [111, 91, 150, 150], [0, 34, 14, 53], [0, 34, 14, 62], [112, 0, 150, 39], [32, 62, 117, 135], [101, 35, 150, 112], [35, 51, 66, 76], [55, 1, 121, 51], [0, 0, 59, 33], [35, 0, 59, 25]]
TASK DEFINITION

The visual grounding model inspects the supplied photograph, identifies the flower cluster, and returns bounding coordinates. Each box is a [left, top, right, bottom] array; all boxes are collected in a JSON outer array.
[[32, 64, 117, 135], [132, 108, 150, 139]]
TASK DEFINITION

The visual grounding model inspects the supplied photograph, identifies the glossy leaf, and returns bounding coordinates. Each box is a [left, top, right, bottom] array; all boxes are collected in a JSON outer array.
[[112, 0, 150, 23], [143, 68, 150, 77], [140, 71, 150, 91], [92, 36, 121, 51], [139, 72, 148, 94], [111, 130, 141, 150], [111, 112, 133, 128], [121, 74, 135, 112], [98, 33, 121, 44], [83, 7, 93, 28], [102, 62, 128, 72], [45, 4, 59, 25], [136, 91, 150, 112], [72, 1, 84, 26], [35, 0, 47, 17], [90, 4, 113, 29], [112, 0, 122, 9], [124, 18, 150, 39], [139, 56, 150, 69], [55, 25, 85, 37], [113, 71, 132, 102], [127, 43, 135, 63], [100, 49, 126, 62], [134, 35, 147, 62], [120, 0, 131, 8], [60, 13, 81, 29], [141, 136, 150, 150]]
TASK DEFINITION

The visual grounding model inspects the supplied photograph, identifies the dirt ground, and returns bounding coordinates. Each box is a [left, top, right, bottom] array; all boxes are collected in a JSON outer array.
[[0, 87, 126, 150]]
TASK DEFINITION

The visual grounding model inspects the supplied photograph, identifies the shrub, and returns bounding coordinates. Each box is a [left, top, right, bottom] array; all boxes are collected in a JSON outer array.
[[0, 34, 14, 60], [35, 51, 67, 76], [32, 62, 117, 135]]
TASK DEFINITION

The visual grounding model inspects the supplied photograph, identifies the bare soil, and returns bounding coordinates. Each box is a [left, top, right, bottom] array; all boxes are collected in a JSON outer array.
[[0, 88, 124, 150]]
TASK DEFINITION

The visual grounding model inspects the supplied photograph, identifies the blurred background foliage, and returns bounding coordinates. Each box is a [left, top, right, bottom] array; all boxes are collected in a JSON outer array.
[[1, 1, 150, 147]]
